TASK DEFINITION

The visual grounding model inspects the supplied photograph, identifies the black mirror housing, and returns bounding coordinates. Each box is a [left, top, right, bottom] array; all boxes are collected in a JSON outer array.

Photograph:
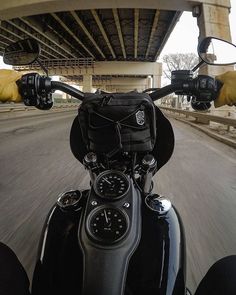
[[3, 38, 40, 65], [198, 37, 236, 66]]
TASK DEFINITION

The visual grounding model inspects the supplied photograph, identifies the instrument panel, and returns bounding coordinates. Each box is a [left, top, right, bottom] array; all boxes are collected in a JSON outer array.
[[94, 170, 130, 200], [87, 207, 129, 243], [86, 170, 131, 244]]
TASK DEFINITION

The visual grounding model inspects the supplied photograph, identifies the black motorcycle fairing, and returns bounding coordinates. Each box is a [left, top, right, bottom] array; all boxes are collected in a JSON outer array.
[[152, 106, 174, 172], [70, 106, 174, 172], [79, 179, 142, 295], [70, 115, 88, 163]]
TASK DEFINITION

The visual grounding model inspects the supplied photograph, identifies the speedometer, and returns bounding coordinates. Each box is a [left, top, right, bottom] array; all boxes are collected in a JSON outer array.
[[94, 170, 130, 200], [87, 207, 129, 243]]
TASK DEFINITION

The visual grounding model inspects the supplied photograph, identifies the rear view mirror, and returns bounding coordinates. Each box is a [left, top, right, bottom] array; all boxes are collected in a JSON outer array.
[[3, 38, 40, 65], [198, 37, 236, 65]]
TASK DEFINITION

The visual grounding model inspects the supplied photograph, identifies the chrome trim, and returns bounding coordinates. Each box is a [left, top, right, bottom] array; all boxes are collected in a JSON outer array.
[[57, 190, 82, 210], [145, 194, 172, 214]]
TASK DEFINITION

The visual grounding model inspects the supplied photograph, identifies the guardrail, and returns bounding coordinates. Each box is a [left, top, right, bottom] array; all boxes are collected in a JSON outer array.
[[0, 103, 79, 114], [159, 106, 236, 130], [1, 104, 235, 130]]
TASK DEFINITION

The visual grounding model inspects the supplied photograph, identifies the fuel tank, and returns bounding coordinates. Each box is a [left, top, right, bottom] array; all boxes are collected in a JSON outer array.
[[32, 192, 186, 295], [31, 190, 86, 295], [125, 201, 186, 295]]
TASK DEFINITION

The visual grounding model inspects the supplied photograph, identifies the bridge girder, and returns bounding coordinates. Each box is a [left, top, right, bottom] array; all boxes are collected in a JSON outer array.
[[1, 8, 185, 62], [91, 9, 116, 59], [19, 17, 77, 58], [0, 0, 231, 20], [0, 0, 232, 89], [70, 11, 105, 59]]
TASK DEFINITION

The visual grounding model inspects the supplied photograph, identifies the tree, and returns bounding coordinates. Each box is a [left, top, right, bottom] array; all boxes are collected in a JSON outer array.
[[162, 53, 199, 80]]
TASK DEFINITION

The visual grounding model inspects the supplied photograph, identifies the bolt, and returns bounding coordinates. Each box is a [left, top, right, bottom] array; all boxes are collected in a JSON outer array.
[[123, 202, 130, 208], [91, 201, 98, 206]]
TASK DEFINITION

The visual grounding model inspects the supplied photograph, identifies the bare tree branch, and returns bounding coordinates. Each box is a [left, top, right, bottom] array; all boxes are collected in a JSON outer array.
[[162, 53, 199, 80]]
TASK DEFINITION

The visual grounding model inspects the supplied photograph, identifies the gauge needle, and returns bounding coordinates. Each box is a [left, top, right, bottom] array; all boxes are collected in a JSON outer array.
[[104, 209, 109, 224], [103, 177, 112, 185]]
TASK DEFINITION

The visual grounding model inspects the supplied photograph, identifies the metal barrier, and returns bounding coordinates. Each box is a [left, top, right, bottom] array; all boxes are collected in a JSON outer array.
[[1, 104, 235, 130], [13, 58, 94, 71], [160, 106, 236, 129], [0, 103, 79, 113]]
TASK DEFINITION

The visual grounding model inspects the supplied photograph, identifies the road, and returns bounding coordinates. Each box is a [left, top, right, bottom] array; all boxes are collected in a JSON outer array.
[[0, 110, 235, 293]]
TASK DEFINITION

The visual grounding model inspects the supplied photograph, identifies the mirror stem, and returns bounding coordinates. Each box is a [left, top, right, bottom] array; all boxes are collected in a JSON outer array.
[[37, 60, 48, 77], [192, 60, 205, 72]]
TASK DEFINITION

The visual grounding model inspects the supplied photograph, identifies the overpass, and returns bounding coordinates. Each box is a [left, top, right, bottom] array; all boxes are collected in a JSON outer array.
[[0, 0, 232, 91]]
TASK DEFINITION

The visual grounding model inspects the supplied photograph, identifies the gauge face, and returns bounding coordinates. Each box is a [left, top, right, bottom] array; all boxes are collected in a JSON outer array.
[[94, 171, 129, 199], [88, 207, 129, 243]]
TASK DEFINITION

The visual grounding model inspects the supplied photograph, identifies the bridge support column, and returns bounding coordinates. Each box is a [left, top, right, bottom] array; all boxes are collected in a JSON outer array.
[[196, 2, 233, 76], [83, 74, 93, 92], [195, 2, 233, 113], [153, 75, 161, 88], [147, 76, 152, 89]]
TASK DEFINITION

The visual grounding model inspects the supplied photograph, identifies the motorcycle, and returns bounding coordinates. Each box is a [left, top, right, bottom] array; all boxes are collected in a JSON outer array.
[[3, 37, 236, 295]]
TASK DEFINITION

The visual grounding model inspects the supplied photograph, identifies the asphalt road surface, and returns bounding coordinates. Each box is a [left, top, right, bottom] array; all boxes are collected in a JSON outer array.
[[0, 110, 235, 293]]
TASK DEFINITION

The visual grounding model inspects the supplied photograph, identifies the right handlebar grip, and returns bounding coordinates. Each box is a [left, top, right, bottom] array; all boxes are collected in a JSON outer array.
[[191, 75, 222, 103]]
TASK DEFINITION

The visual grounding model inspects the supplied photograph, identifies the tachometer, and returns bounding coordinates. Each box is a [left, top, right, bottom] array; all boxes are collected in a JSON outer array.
[[94, 170, 130, 200]]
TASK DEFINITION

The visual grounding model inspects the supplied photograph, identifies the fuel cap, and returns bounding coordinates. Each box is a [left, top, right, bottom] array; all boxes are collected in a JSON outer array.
[[145, 194, 171, 215]]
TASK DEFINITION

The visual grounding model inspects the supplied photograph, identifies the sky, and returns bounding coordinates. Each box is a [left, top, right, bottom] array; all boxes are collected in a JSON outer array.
[[0, 1, 236, 68], [159, 0, 236, 57]]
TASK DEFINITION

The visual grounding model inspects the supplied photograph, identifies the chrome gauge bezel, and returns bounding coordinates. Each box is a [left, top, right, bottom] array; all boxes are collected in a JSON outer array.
[[57, 190, 82, 210], [86, 206, 129, 244], [144, 194, 172, 214], [94, 170, 130, 200]]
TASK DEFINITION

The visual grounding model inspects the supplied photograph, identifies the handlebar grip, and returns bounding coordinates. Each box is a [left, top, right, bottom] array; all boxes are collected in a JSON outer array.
[[17, 73, 41, 106], [215, 78, 224, 95], [191, 75, 221, 103], [17, 73, 53, 109], [149, 75, 220, 103], [17, 73, 84, 108]]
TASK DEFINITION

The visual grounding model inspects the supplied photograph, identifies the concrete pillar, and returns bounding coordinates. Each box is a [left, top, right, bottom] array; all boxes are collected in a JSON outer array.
[[66, 93, 70, 102], [195, 2, 234, 114], [147, 76, 152, 89], [196, 2, 233, 76], [83, 74, 93, 92], [153, 75, 161, 88]]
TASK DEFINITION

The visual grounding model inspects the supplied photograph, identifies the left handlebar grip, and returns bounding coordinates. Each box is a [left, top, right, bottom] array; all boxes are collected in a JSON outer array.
[[17, 73, 53, 109]]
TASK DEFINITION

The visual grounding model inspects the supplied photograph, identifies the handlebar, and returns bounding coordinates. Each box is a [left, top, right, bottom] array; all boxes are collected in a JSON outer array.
[[150, 76, 222, 102], [51, 81, 84, 100], [150, 83, 183, 100], [17, 73, 222, 110]]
